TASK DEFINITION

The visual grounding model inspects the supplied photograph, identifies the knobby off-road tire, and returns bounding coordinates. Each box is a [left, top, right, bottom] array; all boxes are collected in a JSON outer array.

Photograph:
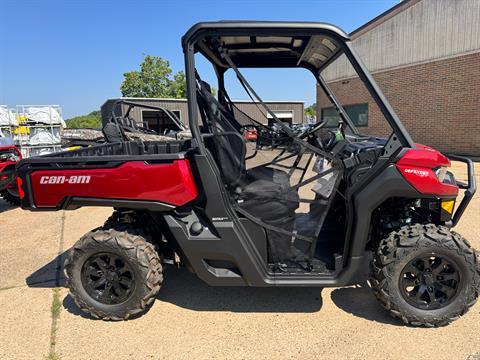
[[64, 223, 163, 320], [0, 189, 20, 206], [369, 223, 480, 327]]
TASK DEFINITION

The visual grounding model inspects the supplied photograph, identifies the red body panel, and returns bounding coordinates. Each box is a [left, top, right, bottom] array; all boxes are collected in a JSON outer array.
[[29, 160, 198, 208], [396, 145, 458, 196], [0, 146, 21, 191], [0, 162, 11, 173]]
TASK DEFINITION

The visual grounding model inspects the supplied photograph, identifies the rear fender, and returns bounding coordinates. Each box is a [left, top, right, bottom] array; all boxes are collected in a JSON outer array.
[[17, 160, 198, 211]]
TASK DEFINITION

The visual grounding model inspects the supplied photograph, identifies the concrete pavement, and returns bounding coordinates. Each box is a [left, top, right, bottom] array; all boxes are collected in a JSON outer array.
[[0, 161, 478, 359]]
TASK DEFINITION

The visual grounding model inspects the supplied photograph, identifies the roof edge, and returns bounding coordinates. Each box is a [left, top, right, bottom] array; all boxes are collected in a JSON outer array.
[[102, 97, 305, 106], [350, 0, 422, 39], [182, 21, 350, 49]]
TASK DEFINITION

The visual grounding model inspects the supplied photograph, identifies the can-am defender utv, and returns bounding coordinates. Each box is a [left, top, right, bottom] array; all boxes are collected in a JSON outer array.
[[17, 22, 478, 326]]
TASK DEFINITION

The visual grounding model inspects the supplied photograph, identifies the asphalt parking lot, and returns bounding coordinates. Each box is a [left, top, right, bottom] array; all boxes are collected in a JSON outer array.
[[0, 159, 479, 360]]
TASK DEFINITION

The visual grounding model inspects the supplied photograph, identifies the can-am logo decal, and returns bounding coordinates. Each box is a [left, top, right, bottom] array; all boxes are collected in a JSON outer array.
[[39, 175, 91, 184], [403, 168, 429, 177]]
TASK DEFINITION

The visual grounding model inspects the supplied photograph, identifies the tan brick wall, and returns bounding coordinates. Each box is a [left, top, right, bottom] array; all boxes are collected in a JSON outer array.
[[317, 52, 480, 156]]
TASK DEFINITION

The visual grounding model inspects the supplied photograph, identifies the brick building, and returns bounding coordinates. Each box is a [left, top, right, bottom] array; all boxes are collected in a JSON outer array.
[[317, 0, 480, 156]]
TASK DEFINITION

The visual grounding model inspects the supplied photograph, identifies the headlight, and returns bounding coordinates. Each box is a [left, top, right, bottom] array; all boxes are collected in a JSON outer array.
[[435, 166, 448, 182]]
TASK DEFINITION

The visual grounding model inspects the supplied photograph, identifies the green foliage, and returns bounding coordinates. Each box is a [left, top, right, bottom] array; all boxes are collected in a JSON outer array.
[[169, 71, 186, 98], [120, 55, 186, 98], [50, 287, 62, 320], [66, 110, 101, 128], [304, 103, 316, 118]]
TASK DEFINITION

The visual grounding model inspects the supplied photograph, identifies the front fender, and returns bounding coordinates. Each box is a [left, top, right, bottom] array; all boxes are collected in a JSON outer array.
[[348, 165, 426, 258]]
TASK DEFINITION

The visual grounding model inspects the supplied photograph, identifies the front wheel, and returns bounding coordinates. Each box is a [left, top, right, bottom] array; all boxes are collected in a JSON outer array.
[[369, 224, 479, 327], [64, 224, 163, 320]]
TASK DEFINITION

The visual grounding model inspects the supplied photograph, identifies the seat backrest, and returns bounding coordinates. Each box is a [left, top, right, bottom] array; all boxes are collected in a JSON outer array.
[[197, 81, 246, 187], [103, 122, 126, 143]]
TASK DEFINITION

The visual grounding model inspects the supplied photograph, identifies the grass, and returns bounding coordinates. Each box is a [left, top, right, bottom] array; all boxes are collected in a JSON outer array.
[[45, 352, 61, 360], [47, 287, 62, 360], [51, 288, 62, 319], [47, 212, 66, 360]]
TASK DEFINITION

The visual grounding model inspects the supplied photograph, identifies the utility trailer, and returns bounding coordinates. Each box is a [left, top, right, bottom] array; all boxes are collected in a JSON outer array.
[[16, 21, 478, 326]]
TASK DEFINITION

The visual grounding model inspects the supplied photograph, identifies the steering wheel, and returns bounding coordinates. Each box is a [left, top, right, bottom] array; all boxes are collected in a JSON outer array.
[[297, 121, 327, 139]]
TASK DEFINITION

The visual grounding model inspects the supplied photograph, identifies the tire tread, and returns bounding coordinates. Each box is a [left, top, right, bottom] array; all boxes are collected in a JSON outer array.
[[369, 223, 480, 327], [64, 221, 163, 321]]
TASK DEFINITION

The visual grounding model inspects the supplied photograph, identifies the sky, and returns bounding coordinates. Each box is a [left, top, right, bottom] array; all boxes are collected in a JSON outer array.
[[0, 0, 398, 118]]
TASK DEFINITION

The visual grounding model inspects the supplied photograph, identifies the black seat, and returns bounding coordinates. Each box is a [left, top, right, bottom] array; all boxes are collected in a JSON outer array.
[[197, 80, 301, 263], [197, 80, 290, 190], [103, 122, 126, 143], [246, 166, 290, 188]]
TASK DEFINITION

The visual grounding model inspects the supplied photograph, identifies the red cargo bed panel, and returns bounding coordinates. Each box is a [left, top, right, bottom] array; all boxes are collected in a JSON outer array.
[[29, 160, 198, 208]]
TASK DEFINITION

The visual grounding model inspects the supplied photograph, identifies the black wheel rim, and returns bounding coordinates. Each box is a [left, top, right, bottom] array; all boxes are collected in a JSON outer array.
[[399, 253, 461, 310], [81, 252, 135, 305]]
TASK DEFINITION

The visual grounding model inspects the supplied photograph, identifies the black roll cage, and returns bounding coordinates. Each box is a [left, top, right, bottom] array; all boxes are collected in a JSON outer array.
[[181, 21, 415, 155], [181, 21, 419, 272], [109, 99, 186, 133]]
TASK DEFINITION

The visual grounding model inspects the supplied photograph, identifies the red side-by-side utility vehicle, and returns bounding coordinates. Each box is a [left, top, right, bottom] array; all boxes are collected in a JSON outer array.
[[16, 22, 478, 326]]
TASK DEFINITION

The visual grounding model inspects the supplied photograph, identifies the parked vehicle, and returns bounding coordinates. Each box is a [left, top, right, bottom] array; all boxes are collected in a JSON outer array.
[[0, 144, 21, 205], [243, 127, 258, 142], [17, 22, 478, 326], [256, 124, 293, 149]]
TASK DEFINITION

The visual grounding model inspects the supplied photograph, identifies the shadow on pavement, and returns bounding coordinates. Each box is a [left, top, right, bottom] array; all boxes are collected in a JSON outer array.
[[26, 251, 67, 288], [62, 266, 325, 320], [27, 253, 325, 318], [0, 199, 17, 213], [330, 283, 402, 326], [28, 253, 397, 325], [157, 267, 323, 313]]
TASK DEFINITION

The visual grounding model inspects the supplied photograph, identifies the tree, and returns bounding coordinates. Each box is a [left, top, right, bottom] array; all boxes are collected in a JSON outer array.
[[304, 103, 317, 118], [66, 110, 102, 128], [120, 55, 186, 98]]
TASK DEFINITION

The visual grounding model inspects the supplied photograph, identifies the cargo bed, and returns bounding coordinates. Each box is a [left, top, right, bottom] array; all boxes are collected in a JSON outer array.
[[17, 140, 199, 211]]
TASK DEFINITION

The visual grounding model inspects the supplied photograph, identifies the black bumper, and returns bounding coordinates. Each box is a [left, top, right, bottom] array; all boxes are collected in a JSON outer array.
[[448, 154, 477, 226]]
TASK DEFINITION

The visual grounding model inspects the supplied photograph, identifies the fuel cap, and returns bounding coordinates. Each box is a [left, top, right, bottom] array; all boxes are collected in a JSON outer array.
[[190, 221, 203, 236]]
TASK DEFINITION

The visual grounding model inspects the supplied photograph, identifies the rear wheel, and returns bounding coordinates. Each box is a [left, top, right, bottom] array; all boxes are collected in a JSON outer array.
[[64, 224, 162, 320], [369, 224, 480, 327], [0, 187, 20, 206]]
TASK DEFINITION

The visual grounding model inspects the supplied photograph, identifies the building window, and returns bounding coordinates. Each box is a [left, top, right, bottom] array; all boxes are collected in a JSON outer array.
[[321, 103, 368, 127]]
